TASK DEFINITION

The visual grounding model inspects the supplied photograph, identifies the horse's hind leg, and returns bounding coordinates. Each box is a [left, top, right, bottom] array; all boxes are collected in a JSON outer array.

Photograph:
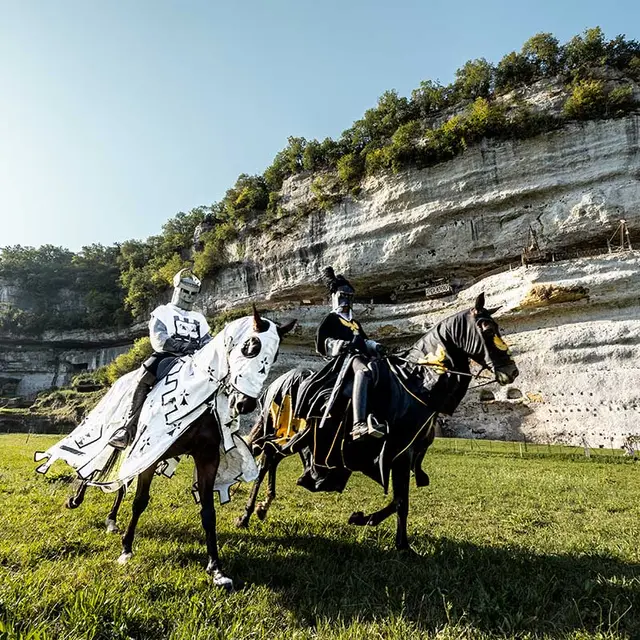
[[65, 480, 87, 510], [348, 501, 396, 527], [105, 486, 125, 533], [235, 456, 269, 528], [118, 466, 156, 564], [256, 455, 280, 520]]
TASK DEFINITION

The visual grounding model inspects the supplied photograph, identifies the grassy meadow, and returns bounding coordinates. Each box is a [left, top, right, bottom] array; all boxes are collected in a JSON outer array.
[[1, 433, 639, 639]]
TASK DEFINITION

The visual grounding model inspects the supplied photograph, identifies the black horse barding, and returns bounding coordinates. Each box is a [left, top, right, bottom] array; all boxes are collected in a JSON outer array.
[[236, 293, 519, 549], [39, 308, 296, 590]]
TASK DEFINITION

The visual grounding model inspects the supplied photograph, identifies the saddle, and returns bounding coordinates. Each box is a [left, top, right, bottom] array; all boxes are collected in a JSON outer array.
[[261, 354, 440, 494]]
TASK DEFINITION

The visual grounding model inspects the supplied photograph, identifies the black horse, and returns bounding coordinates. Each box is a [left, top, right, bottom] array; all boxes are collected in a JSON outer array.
[[236, 293, 519, 550], [46, 308, 296, 590]]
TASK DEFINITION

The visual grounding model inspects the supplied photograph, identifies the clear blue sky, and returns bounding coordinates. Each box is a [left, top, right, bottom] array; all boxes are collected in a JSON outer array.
[[1, 0, 638, 251]]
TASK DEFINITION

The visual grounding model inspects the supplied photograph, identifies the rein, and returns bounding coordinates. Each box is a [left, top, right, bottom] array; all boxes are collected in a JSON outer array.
[[391, 356, 497, 389]]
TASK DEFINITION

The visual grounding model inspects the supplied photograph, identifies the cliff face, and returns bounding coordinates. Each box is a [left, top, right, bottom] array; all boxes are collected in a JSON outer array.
[[3, 113, 640, 450], [199, 115, 640, 309], [0, 329, 136, 399], [264, 252, 640, 450], [0, 281, 85, 314]]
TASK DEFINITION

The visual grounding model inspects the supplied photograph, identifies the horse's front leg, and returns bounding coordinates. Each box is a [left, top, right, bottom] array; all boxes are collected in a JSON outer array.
[[255, 456, 279, 521], [412, 446, 430, 488], [193, 450, 233, 590], [105, 486, 125, 534], [391, 459, 411, 551], [65, 480, 87, 509], [235, 455, 269, 528], [118, 465, 156, 564], [348, 501, 396, 527]]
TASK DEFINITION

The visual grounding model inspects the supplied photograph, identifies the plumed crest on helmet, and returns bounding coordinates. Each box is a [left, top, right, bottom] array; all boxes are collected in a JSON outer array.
[[173, 268, 202, 291], [321, 266, 354, 294]]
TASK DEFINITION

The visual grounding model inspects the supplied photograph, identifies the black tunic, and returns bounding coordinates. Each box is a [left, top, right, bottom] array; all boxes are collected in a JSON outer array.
[[315, 312, 368, 357]]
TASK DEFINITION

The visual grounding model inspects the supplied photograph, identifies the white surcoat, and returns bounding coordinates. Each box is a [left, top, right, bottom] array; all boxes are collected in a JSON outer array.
[[149, 303, 211, 352]]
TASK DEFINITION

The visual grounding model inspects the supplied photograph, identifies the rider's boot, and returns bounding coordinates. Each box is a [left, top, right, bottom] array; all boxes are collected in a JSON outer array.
[[108, 370, 156, 450], [350, 368, 385, 440]]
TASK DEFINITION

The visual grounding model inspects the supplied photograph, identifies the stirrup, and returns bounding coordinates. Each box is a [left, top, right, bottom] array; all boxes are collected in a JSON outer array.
[[108, 428, 132, 450], [366, 415, 386, 439]]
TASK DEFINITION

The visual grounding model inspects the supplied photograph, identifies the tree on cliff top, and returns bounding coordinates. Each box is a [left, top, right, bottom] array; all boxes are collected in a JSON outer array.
[[453, 58, 495, 100]]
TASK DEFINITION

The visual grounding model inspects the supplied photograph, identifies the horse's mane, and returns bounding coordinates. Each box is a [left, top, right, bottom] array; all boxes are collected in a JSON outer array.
[[402, 308, 471, 359]]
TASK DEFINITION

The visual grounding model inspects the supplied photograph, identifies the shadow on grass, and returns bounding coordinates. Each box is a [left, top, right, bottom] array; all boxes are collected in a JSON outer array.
[[54, 500, 640, 635], [53, 482, 639, 635], [209, 530, 640, 637]]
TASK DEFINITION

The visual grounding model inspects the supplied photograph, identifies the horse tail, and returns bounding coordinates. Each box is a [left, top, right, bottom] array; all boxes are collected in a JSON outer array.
[[247, 367, 315, 453], [246, 414, 265, 449]]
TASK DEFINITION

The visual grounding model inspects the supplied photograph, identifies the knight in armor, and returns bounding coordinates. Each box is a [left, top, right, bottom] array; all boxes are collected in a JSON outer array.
[[108, 269, 213, 450], [316, 267, 386, 440]]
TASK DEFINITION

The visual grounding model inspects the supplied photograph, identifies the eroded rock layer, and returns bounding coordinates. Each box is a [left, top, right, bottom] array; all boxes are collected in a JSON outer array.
[[3, 115, 640, 449], [200, 115, 640, 309]]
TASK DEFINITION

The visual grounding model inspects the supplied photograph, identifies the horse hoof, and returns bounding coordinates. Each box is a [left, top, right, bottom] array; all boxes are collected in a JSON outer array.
[[105, 519, 119, 534], [235, 516, 249, 529], [255, 507, 267, 521], [206, 563, 234, 592], [212, 570, 234, 592], [348, 511, 367, 526], [397, 544, 418, 556], [65, 497, 78, 510], [117, 552, 132, 565]]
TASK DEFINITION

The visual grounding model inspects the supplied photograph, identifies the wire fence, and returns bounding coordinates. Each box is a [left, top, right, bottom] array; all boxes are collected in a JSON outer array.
[[431, 436, 635, 463]]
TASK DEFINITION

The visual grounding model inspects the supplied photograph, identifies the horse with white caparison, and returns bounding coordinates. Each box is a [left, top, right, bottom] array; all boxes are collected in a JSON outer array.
[[35, 307, 295, 590]]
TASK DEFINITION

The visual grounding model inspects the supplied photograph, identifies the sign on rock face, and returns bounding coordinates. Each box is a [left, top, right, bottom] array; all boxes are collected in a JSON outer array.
[[424, 283, 453, 299]]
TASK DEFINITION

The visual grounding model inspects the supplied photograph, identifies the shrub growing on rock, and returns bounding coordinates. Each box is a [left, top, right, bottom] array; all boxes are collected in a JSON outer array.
[[563, 80, 608, 119], [337, 152, 365, 193], [102, 337, 153, 385], [608, 85, 637, 115]]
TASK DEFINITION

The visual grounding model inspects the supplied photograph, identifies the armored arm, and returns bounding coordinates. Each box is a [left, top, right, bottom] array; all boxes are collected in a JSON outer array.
[[365, 338, 387, 355], [198, 315, 213, 347], [149, 316, 170, 353], [325, 338, 350, 357], [316, 315, 346, 357], [149, 316, 193, 355]]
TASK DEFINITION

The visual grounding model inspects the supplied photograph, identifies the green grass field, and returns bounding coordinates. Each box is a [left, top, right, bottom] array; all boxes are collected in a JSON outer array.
[[1, 434, 639, 639]]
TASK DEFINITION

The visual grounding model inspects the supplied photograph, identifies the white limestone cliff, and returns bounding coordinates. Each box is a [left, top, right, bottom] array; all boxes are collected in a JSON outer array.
[[3, 111, 640, 448], [200, 114, 640, 309]]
